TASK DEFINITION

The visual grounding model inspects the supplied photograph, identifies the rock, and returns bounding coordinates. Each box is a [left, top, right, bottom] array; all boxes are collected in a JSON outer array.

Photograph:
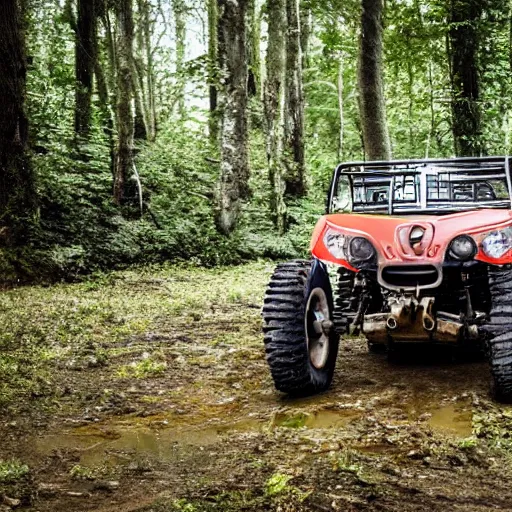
[[94, 480, 120, 492], [407, 450, 424, 460], [448, 453, 467, 467], [2, 496, 20, 508]]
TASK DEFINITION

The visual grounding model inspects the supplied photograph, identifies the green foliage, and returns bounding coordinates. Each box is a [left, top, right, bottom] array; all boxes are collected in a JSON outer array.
[[4, 0, 512, 284], [0, 461, 29, 483], [264, 473, 293, 496], [69, 464, 96, 480], [474, 405, 512, 450], [117, 352, 167, 379]]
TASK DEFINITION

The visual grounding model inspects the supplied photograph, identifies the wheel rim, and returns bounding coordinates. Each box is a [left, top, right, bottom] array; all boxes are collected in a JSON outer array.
[[305, 287, 332, 369]]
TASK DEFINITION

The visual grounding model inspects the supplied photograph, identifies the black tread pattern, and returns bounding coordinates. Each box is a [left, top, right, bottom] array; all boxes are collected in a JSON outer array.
[[481, 267, 512, 402], [262, 260, 336, 395]]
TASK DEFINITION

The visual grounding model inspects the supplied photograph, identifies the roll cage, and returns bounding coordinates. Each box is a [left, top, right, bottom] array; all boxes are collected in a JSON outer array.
[[327, 156, 512, 215]]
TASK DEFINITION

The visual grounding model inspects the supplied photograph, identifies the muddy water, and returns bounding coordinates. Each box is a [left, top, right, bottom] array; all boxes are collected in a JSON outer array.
[[428, 402, 473, 437], [32, 408, 360, 466], [32, 400, 473, 470]]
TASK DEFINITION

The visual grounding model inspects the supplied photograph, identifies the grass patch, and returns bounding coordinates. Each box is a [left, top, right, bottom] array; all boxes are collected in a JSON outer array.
[[0, 261, 273, 409], [0, 460, 29, 483], [117, 353, 167, 379]]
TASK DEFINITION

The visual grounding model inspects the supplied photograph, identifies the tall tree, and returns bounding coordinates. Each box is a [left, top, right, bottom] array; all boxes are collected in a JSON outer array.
[[215, 0, 250, 234], [299, 0, 311, 74], [138, 0, 157, 140], [448, 0, 484, 156], [264, 0, 287, 233], [0, 0, 37, 246], [247, 0, 261, 98], [207, 0, 219, 141], [113, 0, 135, 205], [284, 0, 306, 197], [357, 0, 391, 161], [75, 0, 98, 137], [174, 0, 187, 120], [97, 1, 117, 174]]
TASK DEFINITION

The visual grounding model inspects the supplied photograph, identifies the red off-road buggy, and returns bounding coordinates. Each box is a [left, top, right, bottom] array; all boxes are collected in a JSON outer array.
[[262, 157, 512, 401]]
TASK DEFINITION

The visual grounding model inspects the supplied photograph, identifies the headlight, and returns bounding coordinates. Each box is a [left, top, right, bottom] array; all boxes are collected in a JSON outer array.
[[323, 228, 376, 265], [349, 237, 375, 263], [482, 228, 512, 259], [323, 228, 348, 259], [448, 235, 477, 261]]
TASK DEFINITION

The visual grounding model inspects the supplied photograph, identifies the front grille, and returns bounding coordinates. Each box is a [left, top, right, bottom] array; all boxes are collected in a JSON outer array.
[[382, 265, 439, 288]]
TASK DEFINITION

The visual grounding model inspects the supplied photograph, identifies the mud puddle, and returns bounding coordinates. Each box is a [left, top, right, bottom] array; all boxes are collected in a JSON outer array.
[[32, 399, 473, 471], [427, 402, 473, 437], [32, 407, 363, 467], [33, 419, 259, 467]]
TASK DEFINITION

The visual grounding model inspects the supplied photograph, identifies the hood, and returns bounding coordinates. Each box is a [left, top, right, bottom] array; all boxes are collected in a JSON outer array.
[[310, 209, 512, 266]]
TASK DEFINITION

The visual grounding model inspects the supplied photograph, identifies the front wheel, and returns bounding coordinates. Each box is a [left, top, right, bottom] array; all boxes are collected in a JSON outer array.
[[481, 267, 512, 402], [262, 259, 339, 395]]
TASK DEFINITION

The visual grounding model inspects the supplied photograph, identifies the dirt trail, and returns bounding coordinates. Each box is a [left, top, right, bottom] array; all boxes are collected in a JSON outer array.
[[1, 262, 512, 511]]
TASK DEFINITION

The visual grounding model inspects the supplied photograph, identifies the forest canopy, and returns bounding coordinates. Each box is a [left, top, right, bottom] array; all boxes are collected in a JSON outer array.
[[0, 0, 510, 283]]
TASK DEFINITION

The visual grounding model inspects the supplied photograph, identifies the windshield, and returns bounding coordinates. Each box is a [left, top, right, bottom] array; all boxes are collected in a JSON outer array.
[[330, 160, 512, 215]]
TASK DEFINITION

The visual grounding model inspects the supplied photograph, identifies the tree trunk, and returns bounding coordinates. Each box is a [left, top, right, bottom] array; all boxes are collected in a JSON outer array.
[[94, 59, 115, 175], [448, 0, 484, 157], [208, 0, 218, 142], [337, 53, 344, 161], [215, 0, 249, 235], [174, 0, 186, 120], [246, 0, 260, 98], [284, 0, 305, 197], [300, 0, 311, 72], [357, 0, 391, 161], [103, 9, 117, 104], [141, 0, 156, 140], [75, 0, 97, 137], [264, 0, 287, 233], [134, 0, 149, 139], [113, 0, 135, 206], [133, 77, 148, 139], [0, 0, 36, 246]]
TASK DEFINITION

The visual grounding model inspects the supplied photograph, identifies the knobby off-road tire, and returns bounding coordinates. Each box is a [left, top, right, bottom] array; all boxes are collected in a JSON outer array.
[[262, 259, 339, 395], [481, 266, 512, 402]]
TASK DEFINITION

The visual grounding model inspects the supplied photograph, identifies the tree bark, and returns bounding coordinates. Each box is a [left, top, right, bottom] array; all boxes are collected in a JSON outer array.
[[284, 0, 305, 197], [264, 0, 287, 233], [174, 0, 186, 120], [246, 0, 260, 98], [357, 0, 391, 161], [208, 0, 219, 142], [0, 0, 36, 246], [103, 8, 117, 105], [448, 0, 484, 157], [299, 0, 311, 72], [113, 0, 135, 206], [337, 53, 344, 161], [215, 0, 249, 235], [75, 0, 97, 137], [133, 75, 148, 139], [141, 0, 156, 140]]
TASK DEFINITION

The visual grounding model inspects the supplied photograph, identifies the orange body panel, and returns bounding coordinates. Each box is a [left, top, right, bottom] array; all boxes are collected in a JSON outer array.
[[310, 209, 512, 269]]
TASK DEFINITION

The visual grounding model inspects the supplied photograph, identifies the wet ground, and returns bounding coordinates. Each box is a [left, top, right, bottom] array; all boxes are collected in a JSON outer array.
[[1, 261, 512, 511]]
